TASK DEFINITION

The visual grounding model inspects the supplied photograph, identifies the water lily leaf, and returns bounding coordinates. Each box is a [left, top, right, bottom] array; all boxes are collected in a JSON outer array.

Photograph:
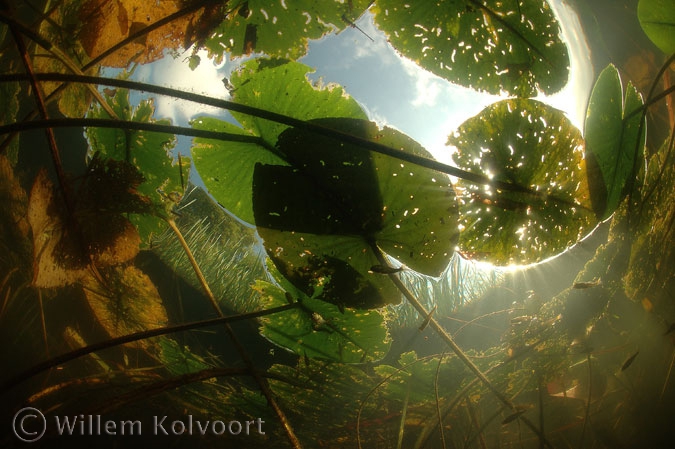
[[638, 0, 675, 55], [28, 171, 88, 288], [87, 87, 189, 243], [584, 64, 646, 220], [0, 155, 29, 240], [229, 59, 368, 146], [374, 351, 465, 403], [191, 117, 287, 226], [203, 0, 374, 61], [78, 0, 201, 67], [372, 0, 569, 97], [27, 166, 145, 288], [448, 99, 596, 265], [82, 265, 167, 350], [255, 280, 390, 363], [192, 60, 366, 225], [254, 118, 458, 308]]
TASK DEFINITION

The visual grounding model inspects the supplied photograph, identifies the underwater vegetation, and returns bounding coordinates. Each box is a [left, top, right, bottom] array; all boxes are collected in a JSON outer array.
[[0, 0, 674, 447]]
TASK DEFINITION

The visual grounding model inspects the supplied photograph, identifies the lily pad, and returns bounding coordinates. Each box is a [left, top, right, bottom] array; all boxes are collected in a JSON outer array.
[[254, 118, 458, 308], [87, 87, 189, 244], [203, 0, 374, 61], [255, 280, 390, 363], [372, 0, 569, 97], [192, 59, 366, 225], [449, 99, 597, 265]]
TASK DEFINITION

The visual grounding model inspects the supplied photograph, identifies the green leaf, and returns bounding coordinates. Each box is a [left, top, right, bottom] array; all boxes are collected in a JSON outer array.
[[187, 54, 201, 71], [638, 0, 675, 55], [192, 60, 366, 225], [230, 59, 368, 146], [374, 351, 466, 404], [372, 0, 569, 97], [191, 117, 286, 225], [159, 337, 212, 376], [203, 0, 374, 61], [256, 281, 390, 363], [254, 118, 458, 308], [448, 99, 596, 265], [86, 88, 189, 244], [584, 64, 645, 220]]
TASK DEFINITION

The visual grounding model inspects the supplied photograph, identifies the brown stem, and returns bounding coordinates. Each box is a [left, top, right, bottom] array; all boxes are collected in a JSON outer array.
[[0, 302, 298, 395], [368, 240, 554, 448], [166, 219, 303, 449]]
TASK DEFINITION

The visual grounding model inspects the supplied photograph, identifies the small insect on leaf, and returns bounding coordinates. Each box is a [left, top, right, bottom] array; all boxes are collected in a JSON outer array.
[[369, 264, 404, 274], [284, 291, 294, 304], [621, 350, 639, 372]]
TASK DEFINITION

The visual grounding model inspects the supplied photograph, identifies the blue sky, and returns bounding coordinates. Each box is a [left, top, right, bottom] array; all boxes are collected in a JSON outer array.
[[133, 0, 593, 169]]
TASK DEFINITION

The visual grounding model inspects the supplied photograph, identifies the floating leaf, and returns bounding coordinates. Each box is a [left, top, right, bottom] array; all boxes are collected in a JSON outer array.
[[256, 281, 390, 363], [372, 0, 569, 96], [192, 59, 366, 225], [638, 0, 675, 55], [449, 99, 596, 265], [584, 64, 646, 220], [254, 118, 458, 308], [374, 351, 465, 404], [87, 87, 189, 243], [229, 59, 368, 145], [203, 0, 374, 61], [191, 117, 287, 226]]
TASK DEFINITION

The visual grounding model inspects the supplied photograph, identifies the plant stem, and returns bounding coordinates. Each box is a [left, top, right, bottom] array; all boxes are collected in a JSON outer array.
[[0, 302, 298, 395], [166, 219, 304, 449], [368, 240, 554, 448], [0, 72, 568, 203], [0, 117, 267, 146]]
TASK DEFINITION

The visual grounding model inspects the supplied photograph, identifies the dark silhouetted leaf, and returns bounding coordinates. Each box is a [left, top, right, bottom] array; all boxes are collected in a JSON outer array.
[[254, 118, 458, 308], [192, 59, 366, 225]]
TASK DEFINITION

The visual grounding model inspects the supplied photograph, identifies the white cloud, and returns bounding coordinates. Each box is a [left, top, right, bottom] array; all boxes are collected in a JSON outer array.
[[136, 49, 230, 124], [398, 55, 445, 108]]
